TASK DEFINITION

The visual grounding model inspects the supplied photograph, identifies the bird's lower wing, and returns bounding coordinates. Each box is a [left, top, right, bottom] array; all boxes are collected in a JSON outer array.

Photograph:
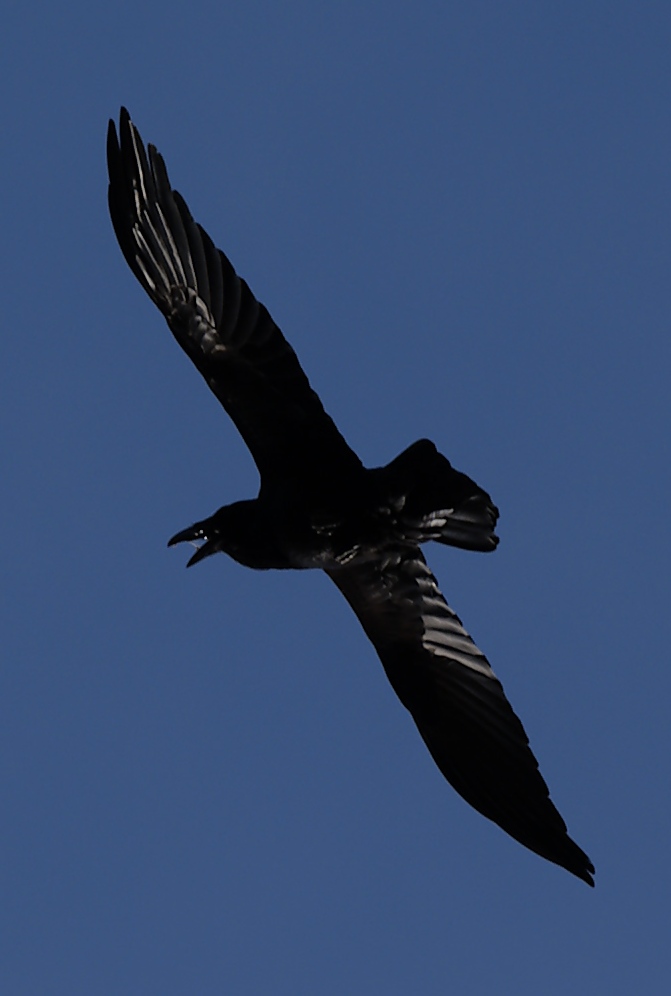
[[326, 547, 594, 885], [107, 108, 362, 484]]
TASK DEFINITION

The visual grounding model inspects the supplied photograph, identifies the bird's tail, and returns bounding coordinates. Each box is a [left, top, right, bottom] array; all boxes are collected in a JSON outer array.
[[376, 439, 499, 553]]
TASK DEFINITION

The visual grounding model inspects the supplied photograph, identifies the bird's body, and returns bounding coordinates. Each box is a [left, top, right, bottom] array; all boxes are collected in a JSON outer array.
[[107, 108, 594, 886]]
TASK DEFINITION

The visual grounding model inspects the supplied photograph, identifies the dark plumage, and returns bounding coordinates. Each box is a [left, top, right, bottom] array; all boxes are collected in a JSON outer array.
[[107, 108, 594, 886]]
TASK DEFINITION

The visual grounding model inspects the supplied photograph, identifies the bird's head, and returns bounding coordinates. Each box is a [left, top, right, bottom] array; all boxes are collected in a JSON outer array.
[[168, 500, 288, 570]]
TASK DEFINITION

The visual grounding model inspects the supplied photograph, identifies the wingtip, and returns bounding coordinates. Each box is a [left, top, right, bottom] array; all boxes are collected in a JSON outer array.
[[108, 106, 130, 138], [564, 829, 595, 886], [106, 116, 119, 166], [576, 868, 595, 887], [579, 857, 596, 888], [547, 834, 595, 886], [569, 855, 595, 887]]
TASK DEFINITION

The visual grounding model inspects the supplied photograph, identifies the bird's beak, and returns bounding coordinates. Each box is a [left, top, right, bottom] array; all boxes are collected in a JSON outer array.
[[168, 523, 220, 567], [184, 538, 221, 568], [167, 523, 204, 546]]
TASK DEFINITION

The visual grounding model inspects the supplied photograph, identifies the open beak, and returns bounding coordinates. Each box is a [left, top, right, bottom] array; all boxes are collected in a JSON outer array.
[[168, 523, 220, 567]]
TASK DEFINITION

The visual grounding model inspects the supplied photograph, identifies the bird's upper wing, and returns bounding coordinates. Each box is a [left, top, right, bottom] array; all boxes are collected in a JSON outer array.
[[327, 547, 594, 885], [107, 108, 363, 484]]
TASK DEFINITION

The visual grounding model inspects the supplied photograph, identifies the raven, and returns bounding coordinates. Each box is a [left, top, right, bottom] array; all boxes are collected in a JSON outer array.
[[107, 108, 594, 886]]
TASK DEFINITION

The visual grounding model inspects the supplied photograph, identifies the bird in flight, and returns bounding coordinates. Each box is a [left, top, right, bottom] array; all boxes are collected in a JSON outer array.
[[107, 108, 594, 886]]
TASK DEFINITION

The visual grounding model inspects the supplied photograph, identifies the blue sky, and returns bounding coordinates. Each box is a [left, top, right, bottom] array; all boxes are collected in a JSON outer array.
[[3, 2, 670, 992]]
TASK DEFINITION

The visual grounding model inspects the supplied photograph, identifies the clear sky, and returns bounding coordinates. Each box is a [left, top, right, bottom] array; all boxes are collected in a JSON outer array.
[[3, 2, 670, 993]]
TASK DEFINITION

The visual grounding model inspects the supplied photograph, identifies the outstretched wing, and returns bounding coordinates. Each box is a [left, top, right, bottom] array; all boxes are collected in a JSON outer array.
[[327, 547, 594, 885], [107, 108, 363, 484]]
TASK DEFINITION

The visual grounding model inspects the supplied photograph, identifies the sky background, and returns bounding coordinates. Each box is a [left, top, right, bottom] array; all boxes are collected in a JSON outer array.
[[3, 2, 671, 993]]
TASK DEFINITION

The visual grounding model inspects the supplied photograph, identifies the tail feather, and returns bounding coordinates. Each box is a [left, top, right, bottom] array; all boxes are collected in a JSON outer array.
[[377, 439, 499, 553]]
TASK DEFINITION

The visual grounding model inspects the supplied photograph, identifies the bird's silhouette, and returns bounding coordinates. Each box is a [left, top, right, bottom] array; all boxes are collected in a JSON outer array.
[[107, 108, 594, 885]]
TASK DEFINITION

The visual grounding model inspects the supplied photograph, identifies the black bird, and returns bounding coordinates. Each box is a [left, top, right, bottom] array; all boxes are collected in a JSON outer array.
[[107, 108, 594, 886]]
